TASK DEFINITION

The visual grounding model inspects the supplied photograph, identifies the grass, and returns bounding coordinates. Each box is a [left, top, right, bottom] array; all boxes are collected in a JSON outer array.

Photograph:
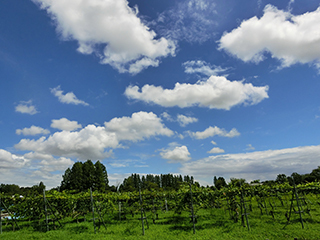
[[1, 193, 320, 239]]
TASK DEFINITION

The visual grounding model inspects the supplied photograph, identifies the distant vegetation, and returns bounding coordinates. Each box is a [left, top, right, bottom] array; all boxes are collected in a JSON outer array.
[[1, 161, 320, 195], [1, 163, 320, 239]]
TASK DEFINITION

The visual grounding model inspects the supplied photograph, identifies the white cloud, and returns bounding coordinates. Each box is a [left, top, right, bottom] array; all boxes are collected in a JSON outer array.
[[207, 147, 225, 154], [125, 76, 269, 110], [157, 0, 217, 43], [211, 141, 217, 145], [51, 86, 89, 106], [161, 112, 198, 127], [15, 126, 116, 160], [187, 126, 240, 139], [246, 144, 255, 151], [39, 157, 74, 172], [181, 145, 320, 184], [51, 118, 82, 131], [183, 60, 228, 76], [32, 0, 175, 74], [160, 143, 191, 162], [16, 125, 50, 136], [161, 112, 174, 122], [15, 100, 38, 115], [15, 111, 173, 160], [0, 149, 74, 189], [177, 114, 198, 127], [104, 111, 173, 142], [0, 149, 28, 169], [219, 5, 320, 69]]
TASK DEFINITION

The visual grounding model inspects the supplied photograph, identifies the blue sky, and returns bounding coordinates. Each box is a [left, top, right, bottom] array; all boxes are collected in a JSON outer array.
[[1, 0, 320, 189]]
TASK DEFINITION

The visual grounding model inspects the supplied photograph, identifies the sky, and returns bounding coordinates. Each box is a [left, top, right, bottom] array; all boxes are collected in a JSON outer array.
[[1, 0, 320, 189]]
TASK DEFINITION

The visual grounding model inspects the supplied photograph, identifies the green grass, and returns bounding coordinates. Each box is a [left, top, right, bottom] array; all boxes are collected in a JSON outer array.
[[1, 207, 319, 240], [1, 192, 320, 240]]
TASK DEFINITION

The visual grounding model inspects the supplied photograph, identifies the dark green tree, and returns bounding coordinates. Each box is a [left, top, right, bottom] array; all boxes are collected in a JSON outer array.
[[82, 160, 95, 190], [214, 176, 227, 190], [0, 184, 21, 195], [60, 160, 109, 192], [60, 167, 72, 191], [70, 162, 84, 191], [310, 166, 320, 181], [94, 160, 108, 191], [275, 174, 287, 184]]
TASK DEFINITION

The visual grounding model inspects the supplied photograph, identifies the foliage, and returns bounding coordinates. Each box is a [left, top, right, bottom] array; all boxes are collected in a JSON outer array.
[[1, 182, 320, 239], [60, 160, 108, 192], [119, 173, 197, 192]]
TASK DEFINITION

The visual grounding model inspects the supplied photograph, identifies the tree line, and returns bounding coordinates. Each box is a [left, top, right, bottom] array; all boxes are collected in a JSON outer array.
[[60, 160, 108, 192], [0, 182, 45, 196], [119, 173, 198, 192], [213, 166, 320, 190], [1, 160, 320, 196]]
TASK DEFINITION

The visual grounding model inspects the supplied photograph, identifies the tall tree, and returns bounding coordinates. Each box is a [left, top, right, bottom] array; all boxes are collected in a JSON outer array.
[[214, 176, 227, 190], [60, 160, 109, 192], [70, 162, 84, 191], [60, 167, 72, 191], [94, 160, 108, 192], [82, 160, 95, 190]]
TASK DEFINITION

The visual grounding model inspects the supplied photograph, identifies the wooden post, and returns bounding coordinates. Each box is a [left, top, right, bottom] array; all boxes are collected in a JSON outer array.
[[293, 182, 304, 229], [90, 188, 96, 234], [43, 189, 49, 232], [0, 196, 2, 234], [240, 186, 250, 231], [189, 183, 196, 234], [165, 199, 168, 212], [283, 178, 305, 229], [0, 199, 20, 230], [46, 199, 62, 228], [118, 201, 121, 221], [139, 184, 145, 235]]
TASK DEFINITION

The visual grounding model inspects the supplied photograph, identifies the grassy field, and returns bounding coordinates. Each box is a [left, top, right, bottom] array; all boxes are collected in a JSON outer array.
[[1, 205, 320, 240]]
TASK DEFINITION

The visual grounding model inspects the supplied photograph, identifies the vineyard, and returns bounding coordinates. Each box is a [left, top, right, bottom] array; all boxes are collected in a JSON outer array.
[[1, 181, 320, 239]]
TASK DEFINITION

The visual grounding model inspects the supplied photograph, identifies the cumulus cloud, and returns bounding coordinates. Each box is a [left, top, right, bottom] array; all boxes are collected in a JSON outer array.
[[15, 126, 116, 160], [157, 0, 217, 43], [160, 143, 191, 162], [187, 126, 240, 139], [219, 5, 320, 69], [181, 145, 320, 184], [161, 112, 174, 122], [51, 118, 82, 131], [161, 112, 198, 127], [15, 100, 38, 115], [15, 111, 173, 160], [207, 147, 225, 154], [32, 0, 175, 74], [16, 126, 50, 136], [0, 149, 74, 188], [104, 111, 173, 142], [0, 149, 28, 169], [183, 60, 228, 76], [177, 114, 198, 127], [51, 86, 89, 106], [246, 144, 255, 151], [125, 76, 269, 110]]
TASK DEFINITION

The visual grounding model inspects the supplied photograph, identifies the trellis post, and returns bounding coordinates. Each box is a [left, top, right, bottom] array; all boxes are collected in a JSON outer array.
[[189, 183, 196, 234], [43, 189, 49, 232], [293, 181, 304, 229], [118, 201, 121, 221], [240, 185, 250, 231], [284, 178, 305, 229], [139, 184, 146, 235], [0, 196, 2, 234], [90, 188, 96, 234]]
